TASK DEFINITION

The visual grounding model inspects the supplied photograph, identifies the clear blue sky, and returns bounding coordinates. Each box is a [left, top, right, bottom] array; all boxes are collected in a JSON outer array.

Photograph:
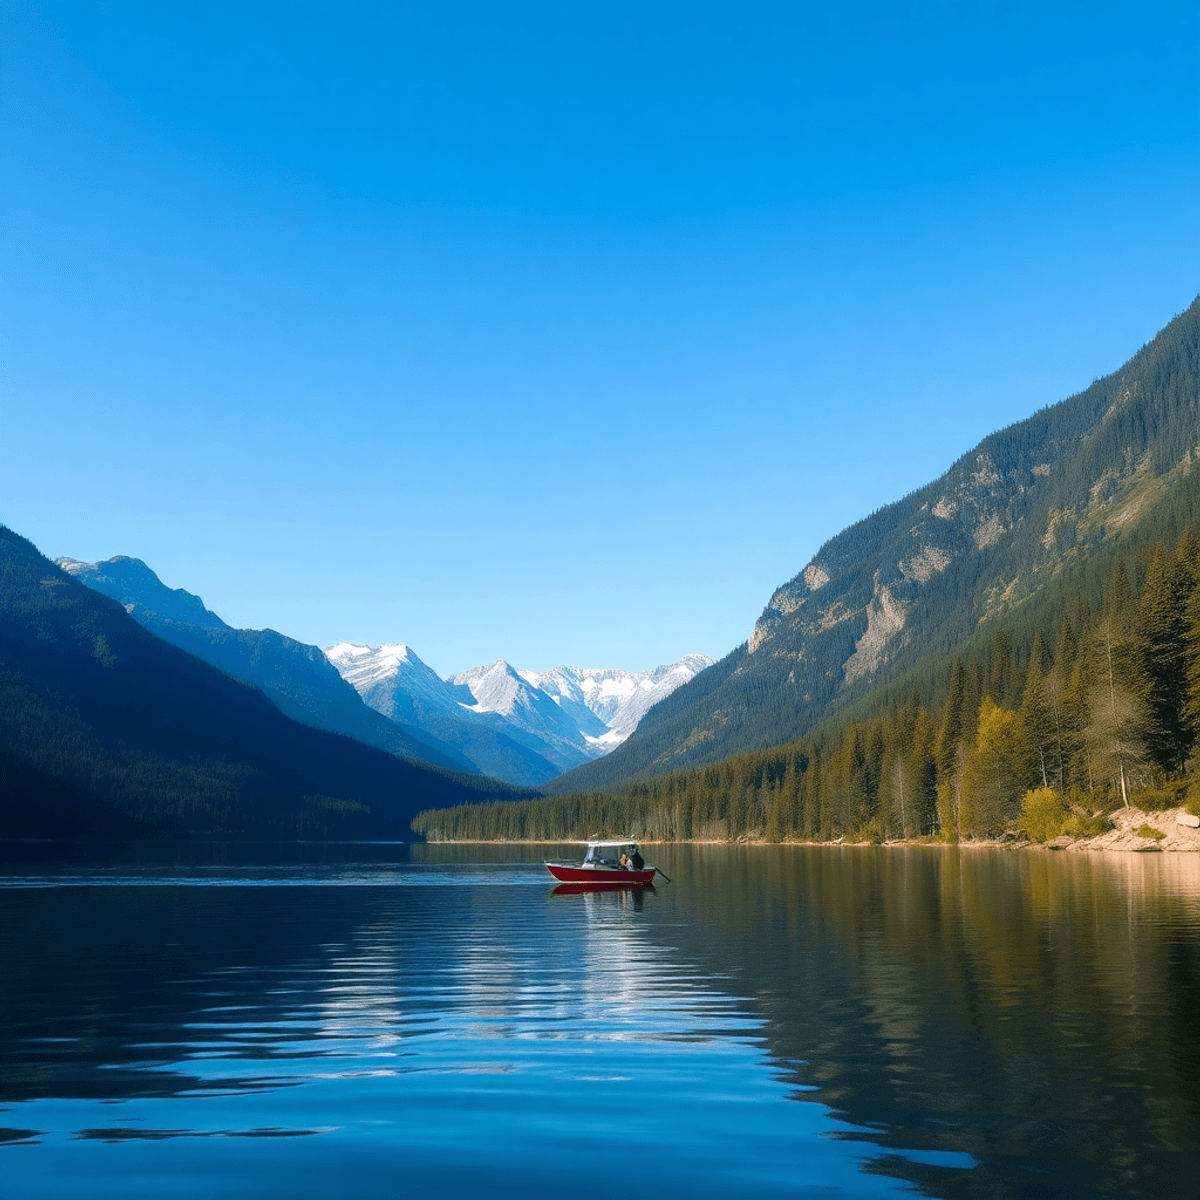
[[4, 1, 1198, 676]]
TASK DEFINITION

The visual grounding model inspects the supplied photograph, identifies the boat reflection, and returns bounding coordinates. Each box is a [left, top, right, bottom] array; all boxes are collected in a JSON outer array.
[[551, 882, 657, 897]]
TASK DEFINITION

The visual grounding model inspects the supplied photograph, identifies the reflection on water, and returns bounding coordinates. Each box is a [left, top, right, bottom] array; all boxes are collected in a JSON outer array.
[[1, 842, 1197, 1199], [653, 845, 1200, 1199]]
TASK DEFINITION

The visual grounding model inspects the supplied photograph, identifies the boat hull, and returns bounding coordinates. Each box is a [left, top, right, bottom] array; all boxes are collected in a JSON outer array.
[[544, 863, 657, 887]]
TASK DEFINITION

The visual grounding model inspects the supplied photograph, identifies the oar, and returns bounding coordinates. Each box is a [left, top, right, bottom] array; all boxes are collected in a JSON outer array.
[[654, 866, 672, 884]]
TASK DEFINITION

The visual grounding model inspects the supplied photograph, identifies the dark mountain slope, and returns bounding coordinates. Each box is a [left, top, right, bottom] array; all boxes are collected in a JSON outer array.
[[56, 556, 475, 775], [551, 295, 1200, 793], [0, 528, 528, 838]]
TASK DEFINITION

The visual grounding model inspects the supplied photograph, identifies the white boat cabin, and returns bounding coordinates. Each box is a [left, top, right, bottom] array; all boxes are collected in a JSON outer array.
[[582, 839, 643, 868]]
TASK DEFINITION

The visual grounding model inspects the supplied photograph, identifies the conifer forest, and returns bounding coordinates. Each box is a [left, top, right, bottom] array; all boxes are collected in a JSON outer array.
[[414, 528, 1200, 844]]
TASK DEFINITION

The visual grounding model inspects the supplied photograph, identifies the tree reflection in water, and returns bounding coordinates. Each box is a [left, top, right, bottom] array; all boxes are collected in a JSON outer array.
[[644, 845, 1200, 1199], [1, 842, 1197, 1199]]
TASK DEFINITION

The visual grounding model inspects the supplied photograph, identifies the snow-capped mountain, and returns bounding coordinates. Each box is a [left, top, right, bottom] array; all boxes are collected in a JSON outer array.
[[325, 644, 571, 784], [326, 642, 469, 724], [57, 553, 713, 789], [326, 643, 714, 783], [451, 660, 604, 772], [521, 658, 716, 751]]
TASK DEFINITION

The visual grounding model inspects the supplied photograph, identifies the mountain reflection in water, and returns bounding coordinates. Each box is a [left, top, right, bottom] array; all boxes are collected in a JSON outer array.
[[0, 842, 1196, 1199]]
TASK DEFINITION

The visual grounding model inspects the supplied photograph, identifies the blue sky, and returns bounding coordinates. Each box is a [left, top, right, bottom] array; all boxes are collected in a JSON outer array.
[[4, 1, 1198, 675]]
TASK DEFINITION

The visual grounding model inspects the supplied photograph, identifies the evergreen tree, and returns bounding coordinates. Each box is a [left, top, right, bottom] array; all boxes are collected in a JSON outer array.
[[909, 706, 939, 835], [1017, 643, 1054, 790], [986, 630, 1020, 706], [1137, 542, 1194, 771], [1184, 575, 1200, 757], [960, 699, 1025, 834], [1085, 563, 1151, 805], [935, 659, 971, 836]]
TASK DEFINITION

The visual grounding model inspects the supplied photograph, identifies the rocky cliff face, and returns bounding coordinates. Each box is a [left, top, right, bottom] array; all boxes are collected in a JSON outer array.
[[547, 296, 1200, 794]]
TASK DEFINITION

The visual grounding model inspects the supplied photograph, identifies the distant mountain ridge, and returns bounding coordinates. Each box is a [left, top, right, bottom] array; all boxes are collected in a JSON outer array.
[[548, 295, 1200, 794], [323, 643, 565, 785], [56, 556, 475, 774], [326, 643, 714, 784], [56, 555, 713, 788], [58, 555, 228, 629], [520, 658, 716, 750], [2, 528, 521, 839]]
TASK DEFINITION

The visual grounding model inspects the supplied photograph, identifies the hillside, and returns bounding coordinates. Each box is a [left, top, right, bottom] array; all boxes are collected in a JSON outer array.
[[549, 296, 1200, 794], [55, 556, 713, 789], [0, 528, 528, 839], [56, 555, 474, 775], [415, 516, 1200, 844]]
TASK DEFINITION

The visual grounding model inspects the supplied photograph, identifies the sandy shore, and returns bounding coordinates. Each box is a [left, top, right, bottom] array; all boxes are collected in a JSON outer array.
[[1033, 804, 1200, 852]]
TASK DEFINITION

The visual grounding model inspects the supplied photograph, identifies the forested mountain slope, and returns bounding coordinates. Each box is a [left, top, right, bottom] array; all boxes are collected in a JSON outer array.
[[57, 555, 474, 775], [0, 528, 528, 839], [549, 296, 1200, 794], [416, 519, 1200, 844]]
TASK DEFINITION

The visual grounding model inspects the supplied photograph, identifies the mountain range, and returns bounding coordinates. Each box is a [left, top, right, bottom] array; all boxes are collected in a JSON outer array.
[[56, 556, 711, 787], [0, 528, 517, 839], [547, 294, 1200, 794], [327, 643, 713, 783], [54, 555, 476, 775], [10, 295, 1197, 838]]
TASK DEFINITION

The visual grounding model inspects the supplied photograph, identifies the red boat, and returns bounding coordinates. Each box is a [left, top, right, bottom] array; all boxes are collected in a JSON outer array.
[[544, 839, 659, 888]]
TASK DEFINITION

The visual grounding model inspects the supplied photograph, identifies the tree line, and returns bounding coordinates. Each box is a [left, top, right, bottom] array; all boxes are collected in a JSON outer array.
[[413, 529, 1200, 843]]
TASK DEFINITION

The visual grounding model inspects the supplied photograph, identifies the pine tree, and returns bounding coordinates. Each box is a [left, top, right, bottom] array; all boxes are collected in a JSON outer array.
[[830, 724, 870, 835], [1017, 645, 1054, 790], [910, 706, 939, 836], [1086, 563, 1151, 805], [1137, 542, 1194, 771], [879, 700, 915, 839], [935, 659, 971, 837], [1171, 530, 1200, 754], [1184, 575, 1200, 757], [987, 629, 1020, 706], [864, 721, 887, 832]]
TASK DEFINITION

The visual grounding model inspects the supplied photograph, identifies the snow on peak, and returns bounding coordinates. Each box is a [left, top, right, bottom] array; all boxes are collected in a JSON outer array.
[[451, 660, 540, 718], [326, 637, 714, 772], [326, 641, 412, 668], [323, 641, 449, 703], [508, 655, 715, 747]]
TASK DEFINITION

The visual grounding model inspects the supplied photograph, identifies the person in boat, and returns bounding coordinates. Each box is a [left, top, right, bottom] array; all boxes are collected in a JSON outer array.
[[630, 848, 645, 871], [620, 852, 631, 869]]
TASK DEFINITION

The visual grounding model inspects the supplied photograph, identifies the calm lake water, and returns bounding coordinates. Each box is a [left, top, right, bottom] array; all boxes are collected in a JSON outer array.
[[1, 842, 1197, 1199]]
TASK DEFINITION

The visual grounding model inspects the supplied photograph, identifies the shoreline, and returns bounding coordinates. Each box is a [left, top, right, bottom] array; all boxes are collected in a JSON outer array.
[[421, 805, 1200, 853]]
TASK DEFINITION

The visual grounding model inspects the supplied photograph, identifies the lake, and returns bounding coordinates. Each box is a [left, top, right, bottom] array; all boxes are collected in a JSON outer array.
[[1, 842, 1197, 1198]]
